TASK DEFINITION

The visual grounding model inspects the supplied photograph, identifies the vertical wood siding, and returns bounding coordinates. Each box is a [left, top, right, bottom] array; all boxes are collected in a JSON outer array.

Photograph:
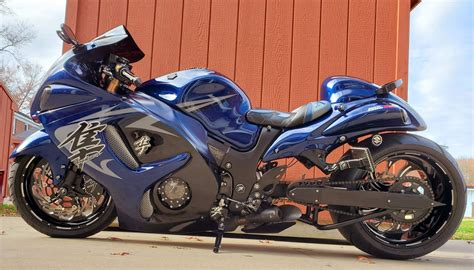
[[65, 0, 412, 180], [0, 86, 15, 201]]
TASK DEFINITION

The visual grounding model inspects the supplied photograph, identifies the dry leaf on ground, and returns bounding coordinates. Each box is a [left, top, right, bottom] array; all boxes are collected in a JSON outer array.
[[357, 256, 374, 264], [107, 237, 122, 241], [185, 236, 203, 242], [110, 252, 130, 256]]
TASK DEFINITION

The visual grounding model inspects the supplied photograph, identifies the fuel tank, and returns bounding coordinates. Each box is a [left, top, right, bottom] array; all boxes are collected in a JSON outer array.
[[137, 69, 260, 150], [320, 76, 380, 103]]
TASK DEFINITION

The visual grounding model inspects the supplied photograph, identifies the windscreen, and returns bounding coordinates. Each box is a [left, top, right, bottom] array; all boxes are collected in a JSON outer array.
[[89, 25, 145, 63]]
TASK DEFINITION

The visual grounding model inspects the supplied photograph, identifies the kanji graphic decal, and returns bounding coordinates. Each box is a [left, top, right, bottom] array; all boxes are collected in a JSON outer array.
[[133, 135, 151, 156], [58, 121, 107, 169]]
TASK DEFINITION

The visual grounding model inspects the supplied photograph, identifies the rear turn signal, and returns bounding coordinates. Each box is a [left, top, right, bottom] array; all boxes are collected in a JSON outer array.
[[31, 114, 40, 123]]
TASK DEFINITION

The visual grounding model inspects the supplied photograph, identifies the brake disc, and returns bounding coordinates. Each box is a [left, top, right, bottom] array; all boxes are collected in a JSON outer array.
[[30, 164, 106, 221]]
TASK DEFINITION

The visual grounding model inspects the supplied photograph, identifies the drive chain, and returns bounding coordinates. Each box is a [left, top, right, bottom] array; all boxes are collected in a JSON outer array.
[[293, 176, 432, 218]]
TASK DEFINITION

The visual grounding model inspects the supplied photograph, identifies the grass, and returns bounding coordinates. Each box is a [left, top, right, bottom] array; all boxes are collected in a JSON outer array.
[[453, 219, 474, 240], [0, 204, 17, 216]]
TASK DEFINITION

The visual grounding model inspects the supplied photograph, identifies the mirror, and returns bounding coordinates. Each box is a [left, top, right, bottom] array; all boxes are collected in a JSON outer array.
[[56, 24, 80, 46]]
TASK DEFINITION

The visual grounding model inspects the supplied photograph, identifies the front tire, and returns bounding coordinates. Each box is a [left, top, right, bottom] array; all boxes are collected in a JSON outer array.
[[9, 156, 117, 238], [330, 133, 466, 259]]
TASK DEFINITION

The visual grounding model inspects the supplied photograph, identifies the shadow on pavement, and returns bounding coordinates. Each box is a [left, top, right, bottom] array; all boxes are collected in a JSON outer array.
[[79, 234, 473, 268], [84, 235, 361, 259]]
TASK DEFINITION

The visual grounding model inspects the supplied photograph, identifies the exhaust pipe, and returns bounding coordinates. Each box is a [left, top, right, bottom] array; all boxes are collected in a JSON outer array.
[[238, 207, 282, 225], [224, 207, 283, 231]]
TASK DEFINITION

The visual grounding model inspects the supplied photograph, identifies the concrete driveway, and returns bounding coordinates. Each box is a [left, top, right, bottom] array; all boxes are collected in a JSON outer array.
[[1, 217, 473, 270]]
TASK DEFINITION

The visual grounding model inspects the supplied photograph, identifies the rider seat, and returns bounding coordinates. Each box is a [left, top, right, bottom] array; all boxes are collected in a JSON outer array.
[[246, 101, 332, 128]]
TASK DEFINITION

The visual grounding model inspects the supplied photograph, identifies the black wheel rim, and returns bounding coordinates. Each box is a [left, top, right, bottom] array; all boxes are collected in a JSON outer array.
[[360, 151, 455, 246], [22, 157, 112, 228]]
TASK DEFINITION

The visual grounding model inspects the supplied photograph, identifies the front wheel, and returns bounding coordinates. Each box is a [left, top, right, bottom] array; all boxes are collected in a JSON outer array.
[[9, 156, 117, 238], [330, 133, 466, 259]]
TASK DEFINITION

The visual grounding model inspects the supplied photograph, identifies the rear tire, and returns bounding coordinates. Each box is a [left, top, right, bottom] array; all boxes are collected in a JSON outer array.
[[330, 133, 466, 259], [9, 156, 117, 238]]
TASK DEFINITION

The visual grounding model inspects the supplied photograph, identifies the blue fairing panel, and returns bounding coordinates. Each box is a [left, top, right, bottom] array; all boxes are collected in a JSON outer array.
[[27, 61, 219, 231], [137, 69, 261, 150], [263, 93, 426, 163], [320, 76, 380, 103], [323, 102, 411, 136], [137, 69, 218, 104]]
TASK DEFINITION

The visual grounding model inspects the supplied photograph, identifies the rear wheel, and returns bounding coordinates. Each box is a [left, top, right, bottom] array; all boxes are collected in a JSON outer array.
[[9, 156, 116, 238], [330, 134, 466, 259]]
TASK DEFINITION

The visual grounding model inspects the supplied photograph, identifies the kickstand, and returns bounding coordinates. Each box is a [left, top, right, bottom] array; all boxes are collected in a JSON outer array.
[[213, 217, 225, 253]]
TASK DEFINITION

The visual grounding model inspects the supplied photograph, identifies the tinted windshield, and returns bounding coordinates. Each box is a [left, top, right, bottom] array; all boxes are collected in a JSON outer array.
[[31, 25, 145, 115], [87, 25, 145, 63], [37, 25, 144, 92]]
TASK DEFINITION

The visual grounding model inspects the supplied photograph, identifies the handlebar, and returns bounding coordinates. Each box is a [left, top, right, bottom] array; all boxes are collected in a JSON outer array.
[[118, 65, 142, 87], [101, 54, 142, 93]]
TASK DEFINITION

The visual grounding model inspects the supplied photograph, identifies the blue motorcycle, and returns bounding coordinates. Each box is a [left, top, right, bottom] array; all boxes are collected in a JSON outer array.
[[9, 24, 466, 259]]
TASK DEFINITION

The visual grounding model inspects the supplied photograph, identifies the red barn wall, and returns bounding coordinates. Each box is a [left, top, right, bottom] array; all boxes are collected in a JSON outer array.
[[0, 84, 16, 202], [64, 0, 413, 180]]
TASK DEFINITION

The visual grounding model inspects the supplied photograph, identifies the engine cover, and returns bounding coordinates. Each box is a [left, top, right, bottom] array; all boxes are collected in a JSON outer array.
[[154, 177, 191, 209]]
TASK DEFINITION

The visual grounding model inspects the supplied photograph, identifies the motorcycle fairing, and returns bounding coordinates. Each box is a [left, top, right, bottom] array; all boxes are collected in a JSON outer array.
[[137, 69, 260, 150], [30, 26, 144, 116], [320, 76, 381, 103], [20, 69, 220, 232], [262, 78, 427, 171]]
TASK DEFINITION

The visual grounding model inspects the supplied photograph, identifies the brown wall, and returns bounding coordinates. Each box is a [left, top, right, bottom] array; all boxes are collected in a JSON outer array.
[[14, 120, 25, 135], [64, 0, 412, 180], [0, 85, 16, 202]]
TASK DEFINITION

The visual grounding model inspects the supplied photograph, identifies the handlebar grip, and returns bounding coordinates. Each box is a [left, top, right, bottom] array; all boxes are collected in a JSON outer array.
[[133, 76, 142, 87], [120, 68, 142, 87]]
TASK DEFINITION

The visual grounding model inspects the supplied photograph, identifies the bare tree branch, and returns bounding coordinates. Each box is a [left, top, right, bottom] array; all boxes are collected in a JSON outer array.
[[16, 62, 43, 110], [0, 22, 36, 55], [0, 0, 12, 15], [0, 60, 43, 112], [0, 0, 42, 113]]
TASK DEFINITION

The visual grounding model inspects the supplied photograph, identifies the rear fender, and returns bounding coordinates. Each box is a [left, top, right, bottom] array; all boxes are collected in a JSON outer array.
[[322, 96, 426, 136], [10, 130, 69, 183], [262, 95, 426, 165]]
